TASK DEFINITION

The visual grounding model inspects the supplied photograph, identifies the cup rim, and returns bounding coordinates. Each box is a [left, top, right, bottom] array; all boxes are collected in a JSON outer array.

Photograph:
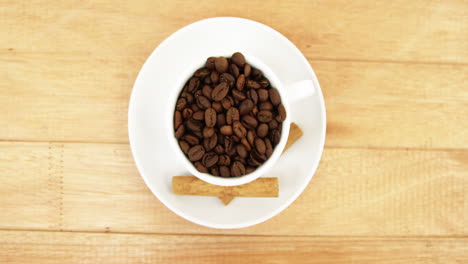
[[167, 53, 291, 186]]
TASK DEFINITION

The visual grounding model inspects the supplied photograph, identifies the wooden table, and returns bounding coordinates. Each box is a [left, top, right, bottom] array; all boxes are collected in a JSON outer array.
[[1, 1, 467, 263]]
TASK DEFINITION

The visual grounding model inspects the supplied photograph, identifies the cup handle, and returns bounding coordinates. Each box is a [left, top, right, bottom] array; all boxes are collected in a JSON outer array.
[[285, 80, 315, 103]]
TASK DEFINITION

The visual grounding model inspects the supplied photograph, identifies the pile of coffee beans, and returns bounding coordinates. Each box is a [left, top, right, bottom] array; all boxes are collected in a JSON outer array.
[[173, 52, 286, 177]]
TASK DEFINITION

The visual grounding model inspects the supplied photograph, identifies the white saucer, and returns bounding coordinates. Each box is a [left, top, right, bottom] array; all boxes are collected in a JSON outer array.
[[128, 17, 326, 229]]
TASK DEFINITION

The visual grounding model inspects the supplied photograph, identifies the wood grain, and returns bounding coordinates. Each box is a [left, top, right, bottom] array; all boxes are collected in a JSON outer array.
[[1, 142, 466, 235], [1, 230, 467, 264]]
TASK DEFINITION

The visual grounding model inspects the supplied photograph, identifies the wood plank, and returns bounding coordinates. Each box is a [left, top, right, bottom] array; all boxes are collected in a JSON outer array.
[[0, 230, 467, 264], [1, 142, 466, 235], [2, 55, 468, 148], [1, 0, 467, 63]]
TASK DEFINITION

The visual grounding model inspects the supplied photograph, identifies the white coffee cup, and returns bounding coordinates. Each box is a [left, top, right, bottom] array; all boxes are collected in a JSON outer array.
[[167, 53, 314, 186]]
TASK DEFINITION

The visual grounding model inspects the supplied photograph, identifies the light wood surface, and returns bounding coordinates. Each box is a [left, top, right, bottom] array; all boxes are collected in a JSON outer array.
[[1, 0, 467, 263]]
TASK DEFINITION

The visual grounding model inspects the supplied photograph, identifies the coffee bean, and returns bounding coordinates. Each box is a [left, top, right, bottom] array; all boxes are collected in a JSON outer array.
[[219, 166, 230, 177], [247, 80, 261, 89], [239, 99, 254, 115], [241, 115, 258, 129], [276, 104, 287, 122], [236, 74, 246, 91], [181, 92, 194, 104], [255, 138, 266, 154], [247, 89, 258, 104], [202, 85, 213, 99], [257, 123, 269, 138], [270, 129, 281, 145], [211, 82, 229, 101], [196, 95, 211, 109], [174, 111, 182, 129], [220, 73, 235, 87], [264, 138, 273, 158], [203, 127, 215, 138], [269, 88, 281, 106], [231, 52, 246, 67], [247, 130, 256, 146], [244, 64, 251, 77], [187, 145, 205, 161], [236, 144, 248, 158], [226, 107, 240, 125], [233, 121, 247, 138], [251, 68, 262, 80], [218, 155, 231, 166], [175, 124, 185, 139], [232, 89, 246, 101], [205, 57, 216, 70], [221, 97, 232, 109], [193, 131, 203, 138], [257, 110, 273, 123], [202, 152, 219, 168], [193, 162, 207, 173], [214, 144, 224, 154], [245, 167, 256, 174], [224, 137, 236, 156], [184, 134, 199, 145], [182, 108, 193, 119], [220, 125, 233, 136], [194, 68, 210, 77], [203, 134, 217, 151], [176, 98, 187, 111], [269, 119, 278, 130], [214, 57, 229, 73], [216, 113, 226, 127], [230, 64, 240, 78], [195, 89, 202, 96], [259, 78, 269, 88], [257, 89, 269, 102], [210, 71, 219, 84], [241, 138, 251, 151], [212, 101, 223, 113], [179, 140, 190, 154], [192, 111, 204, 121], [188, 77, 200, 92], [191, 104, 200, 112], [204, 108, 217, 127], [252, 106, 259, 115], [204, 75, 212, 85], [231, 161, 246, 177], [210, 166, 220, 176], [252, 149, 267, 161], [231, 135, 240, 143], [259, 101, 273, 111]]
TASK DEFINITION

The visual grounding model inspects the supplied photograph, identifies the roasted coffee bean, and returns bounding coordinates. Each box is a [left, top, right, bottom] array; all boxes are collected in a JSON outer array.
[[211, 82, 229, 101], [202, 85, 213, 99], [257, 110, 273, 122], [221, 97, 232, 109], [219, 166, 230, 177], [187, 145, 205, 161], [257, 123, 269, 138], [210, 166, 220, 176], [251, 68, 262, 80], [255, 138, 266, 154], [231, 161, 246, 177], [258, 78, 269, 88], [241, 137, 251, 151], [239, 99, 254, 115], [202, 152, 219, 168], [230, 64, 240, 78], [220, 125, 233, 136], [196, 95, 211, 109], [214, 57, 229, 73], [179, 140, 190, 154], [204, 75, 212, 85], [188, 77, 200, 92], [174, 111, 182, 129], [231, 52, 246, 67], [204, 108, 217, 127], [205, 57, 216, 70], [182, 108, 193, 119], [212, 101, 223, 113], [252, 149, 267, 161], [224, 137, 236, 156], [252, 106, 259, 115], [220, 73, 235, 87], [264, 138, 273, 158], [217, 134, 225, 145], [231, 135, 240, 143], [214, 144, 224, 154], [175, 124, 185, 139], [234, 156, 246, 164], [236, 74, 246, 91], [210, 71, 219, 84], [247, 130, 256, 146], [203, 127, 215, 138], [247, 89, 258, 104], [203, 134, 217, 151], [247, 80, 261, 89], [194, 161, 208, 173], [191, 104, 200, 112], [241, 115, 258, 129], [269, 119, 279, 130], [193, 131, 203, 138], [269, 88, 281, 106], [194, 68, 210, 77], [184, 134, 199, 145], [276, 104, 286, 122], [176, 98, 187, 111], [270, 129, 281, 145], [257, 89, 269, 102], [226, 107, 240, 125], [181, 92, 194, 104], [192, 111, 204, 121], [259, 101, 273, 111], [244, 64, 251, 77], [246, 167, 256, 174], [233, 121, 247, 138], [232, 89, 246, 101], [236, 144, 248, 158], [186, 119, 202, 132], [216, 113, 226, 127], [218, 155, 231, 166]]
